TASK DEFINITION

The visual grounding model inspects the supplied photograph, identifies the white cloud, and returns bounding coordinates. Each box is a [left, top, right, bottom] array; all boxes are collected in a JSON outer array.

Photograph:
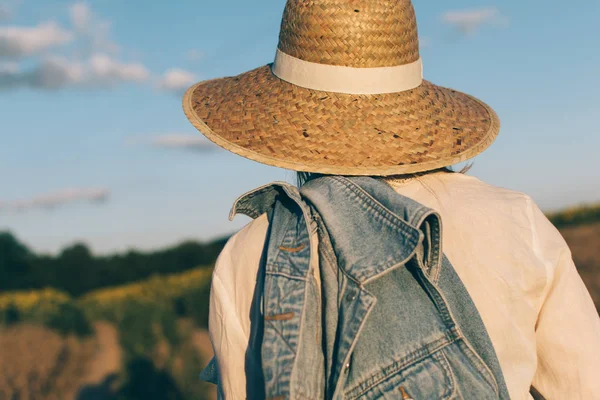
[[1, 187, 110, 213], [32, 57, 85, 89], [0, 3, 189, 93], [150, 134, 215, 152], [157, 68, 197, 93], [69, 2, 92, 31], [0, 22, 73, 59], [87, 53, 149, 83], [442, 7, 507, 35], [0, 53, 149, 90], [69, 2, 119, 55]]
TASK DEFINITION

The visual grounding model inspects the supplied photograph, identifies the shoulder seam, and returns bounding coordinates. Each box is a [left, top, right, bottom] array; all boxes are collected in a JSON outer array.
[[525, 195, 553, 314]]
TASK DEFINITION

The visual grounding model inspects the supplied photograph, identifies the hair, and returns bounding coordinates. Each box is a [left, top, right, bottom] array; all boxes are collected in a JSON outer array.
[[296, 164, 473, 187]]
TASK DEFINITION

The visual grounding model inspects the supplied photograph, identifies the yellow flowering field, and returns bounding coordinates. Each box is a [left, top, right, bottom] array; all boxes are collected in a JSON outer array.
[[0, 288, 71, 312], [1, 267, 213, 337], [0, 288, 91, 336], [79, 267, 212, 308]]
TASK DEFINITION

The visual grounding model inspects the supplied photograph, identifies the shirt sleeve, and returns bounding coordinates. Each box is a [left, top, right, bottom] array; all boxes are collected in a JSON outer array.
[[207, 215, 270, 399], [528, 200, 600, 399], [209, 274, 251, 399]]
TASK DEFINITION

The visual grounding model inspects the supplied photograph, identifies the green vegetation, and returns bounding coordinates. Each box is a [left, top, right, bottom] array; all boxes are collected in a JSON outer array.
[[79, 268, 212, 358], [0, 268, 214, 400], [0, 267, 212, 336], [1, 202, 598, 300], [0, 231, 220, 399], [547, 203, 600, 228], [0, 231, 228, 296], [0, 288, 92, 336], [0, 201, 598, 399]]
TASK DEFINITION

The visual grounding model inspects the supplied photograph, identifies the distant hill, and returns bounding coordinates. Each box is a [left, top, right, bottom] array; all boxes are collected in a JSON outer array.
[[0, 268, 216, 400], [0, 202, 598, 400], [558, 222, 600, 309], [1, 202, 598, 298], [547, 203, 600, 228], [0, 232, 230, 296]]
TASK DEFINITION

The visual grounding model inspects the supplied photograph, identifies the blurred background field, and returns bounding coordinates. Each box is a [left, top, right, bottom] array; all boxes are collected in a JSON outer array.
[[1, 204, 599, 400], [0, 252, 216, 400]]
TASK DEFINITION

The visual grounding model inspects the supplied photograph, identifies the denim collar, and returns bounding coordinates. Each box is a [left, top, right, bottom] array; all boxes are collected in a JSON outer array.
[[230, 176, 443, 284], [300, 176, 442, 284]]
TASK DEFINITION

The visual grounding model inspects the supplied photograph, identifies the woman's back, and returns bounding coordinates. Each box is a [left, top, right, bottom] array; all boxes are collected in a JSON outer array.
[[209, 172, 600, 399], [388, 172, 599, 398]]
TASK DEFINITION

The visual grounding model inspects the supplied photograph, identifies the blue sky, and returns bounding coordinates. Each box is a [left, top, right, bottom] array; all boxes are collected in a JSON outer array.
[[1, 0, 598, 254]]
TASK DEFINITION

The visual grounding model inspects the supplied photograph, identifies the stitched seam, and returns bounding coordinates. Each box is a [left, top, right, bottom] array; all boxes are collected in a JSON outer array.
[[413, 266, 457, 332], [335, 176, 444, 282], [311, 212, 339, 275], [289, 251, 315, 400], [265, 270, 308, 282], [332, 177, 419, 238], [317, 229, 338, 276], [457, 339, 499, 396], [409, 206, 431, 227], [329, 181, 420, 282], [429, 271, 500, 395], [408, 208, 443, 280], [361, 253, 420, 286], [332, 287, 377, 394], [348, 334, 456, 396], [430, 216, 443, 283], [427, 276, 500, 396], [269, 258, 310, 277], [439, 349, 457, 400], [231, 182, 294, 218], [232, 186, 278, 213], [526, 195, 554, 314], [270, 213, 311, 279], [346, 335, 458, 399], [238, 182, 288, 201], [234, 206, 261, 219]]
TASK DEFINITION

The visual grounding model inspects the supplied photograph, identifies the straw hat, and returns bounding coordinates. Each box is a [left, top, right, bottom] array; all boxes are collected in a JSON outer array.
[[183, 0, 500, 176]]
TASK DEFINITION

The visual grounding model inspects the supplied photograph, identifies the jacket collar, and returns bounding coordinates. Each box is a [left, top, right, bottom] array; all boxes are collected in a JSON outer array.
[[300, 176, 443, 284], [230, 176, 443, 284]]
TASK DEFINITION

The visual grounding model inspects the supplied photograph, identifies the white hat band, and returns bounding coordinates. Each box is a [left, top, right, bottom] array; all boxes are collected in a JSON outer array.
[[272, 48, 423, 95]]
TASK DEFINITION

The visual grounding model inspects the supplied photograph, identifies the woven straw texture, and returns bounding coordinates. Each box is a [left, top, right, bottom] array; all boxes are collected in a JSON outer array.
[[278, 0, 420, 67], [182, 0, 500, 176]]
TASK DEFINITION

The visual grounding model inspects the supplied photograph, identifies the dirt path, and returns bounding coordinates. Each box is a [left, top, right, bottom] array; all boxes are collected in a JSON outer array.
[[191, 329, 217, 400], [559, 222, 600, 310], [81, 322, 122, 385], [191, 329, 214, 366]]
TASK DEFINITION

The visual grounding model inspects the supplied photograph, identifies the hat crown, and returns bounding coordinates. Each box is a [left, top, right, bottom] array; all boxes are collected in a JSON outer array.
[[278, 0, 420, 68]]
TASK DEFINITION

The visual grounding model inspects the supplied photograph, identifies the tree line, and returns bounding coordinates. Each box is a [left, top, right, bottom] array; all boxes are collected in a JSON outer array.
[[2, 202, 598, 296], [0, 232, 228, 297]]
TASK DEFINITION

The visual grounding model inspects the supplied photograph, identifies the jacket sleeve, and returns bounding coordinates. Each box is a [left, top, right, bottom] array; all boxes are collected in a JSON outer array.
[[529, 201, 600, 399]]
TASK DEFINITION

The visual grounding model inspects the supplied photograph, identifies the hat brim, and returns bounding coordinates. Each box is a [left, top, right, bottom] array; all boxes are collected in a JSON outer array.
[[183, 65, 499, 176]]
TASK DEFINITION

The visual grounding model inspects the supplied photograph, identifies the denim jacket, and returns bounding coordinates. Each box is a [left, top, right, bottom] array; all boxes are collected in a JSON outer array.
[[209, 176, 511, 399]]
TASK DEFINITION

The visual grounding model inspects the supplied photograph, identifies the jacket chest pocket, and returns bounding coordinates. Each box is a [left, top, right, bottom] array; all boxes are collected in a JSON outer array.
[[344, 349, 455, 400]]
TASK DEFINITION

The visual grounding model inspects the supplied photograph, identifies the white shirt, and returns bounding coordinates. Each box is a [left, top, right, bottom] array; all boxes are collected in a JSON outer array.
[[208, 172, 600, 400]]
